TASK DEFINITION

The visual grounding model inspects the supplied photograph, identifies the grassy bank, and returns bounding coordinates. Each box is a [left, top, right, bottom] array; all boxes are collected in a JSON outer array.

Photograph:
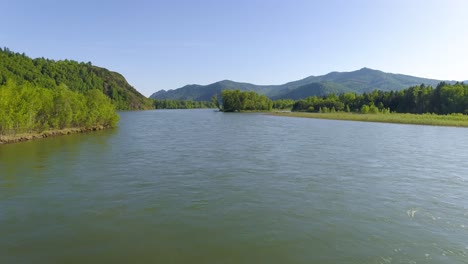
[[0, 126, 110, 144], [269, 112, 468, 127]]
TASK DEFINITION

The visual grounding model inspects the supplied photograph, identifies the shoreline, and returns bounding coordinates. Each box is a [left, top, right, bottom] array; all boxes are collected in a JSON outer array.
[[0, 126, 110, 145], [268, 112, 468, 128]]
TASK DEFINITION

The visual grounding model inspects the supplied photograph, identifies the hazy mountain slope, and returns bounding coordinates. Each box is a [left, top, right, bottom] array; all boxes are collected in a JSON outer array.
[[311, 68, 442, 93], [150, 76, 323, 101], [150, 67, 456, 101], [151, 80, 278, 101], [272, 82, 353, 100]]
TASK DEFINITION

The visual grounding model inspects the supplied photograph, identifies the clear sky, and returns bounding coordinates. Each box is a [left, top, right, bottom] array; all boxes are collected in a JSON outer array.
[[2, 0, 468, 96]]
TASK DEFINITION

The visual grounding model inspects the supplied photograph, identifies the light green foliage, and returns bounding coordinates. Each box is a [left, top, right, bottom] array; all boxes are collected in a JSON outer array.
[[381, 107, 391, 114], [0, 81, 119, 135], [85, 89, 119, 127], [368, 104, 379, 114], [360, 105, 370, 114], [221, 90, 272, 112]]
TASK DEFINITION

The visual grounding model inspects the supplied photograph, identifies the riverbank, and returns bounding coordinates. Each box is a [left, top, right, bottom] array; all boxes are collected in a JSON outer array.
[[0, 126, 109, 144], [269, 112, 468, 127]]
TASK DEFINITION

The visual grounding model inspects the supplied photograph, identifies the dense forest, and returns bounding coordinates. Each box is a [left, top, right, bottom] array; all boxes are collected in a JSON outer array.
[[0, 47, 135, 136], [0, 80, 119, 135], [0, 47, 153, 110], [153, 99, 215, 109], [291, 83, 468, 114], [219, 90, 273, 112]]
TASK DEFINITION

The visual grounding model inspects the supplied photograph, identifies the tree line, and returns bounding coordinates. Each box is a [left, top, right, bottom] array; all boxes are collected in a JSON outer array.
[[291, 82, 468, 114], [213, 83, 468, 115], [153, 99, 215, 109], [217, 90, 273, 112], [272, 99, 295, 110], [0, 80, 119, 135]]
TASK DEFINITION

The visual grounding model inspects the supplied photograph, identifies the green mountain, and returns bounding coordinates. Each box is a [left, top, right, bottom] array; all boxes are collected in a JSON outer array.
[[274, 82, 353, 100], [150, 80, 277, 101], [151, 68, 454, 101], [0, 48, 152, 110]]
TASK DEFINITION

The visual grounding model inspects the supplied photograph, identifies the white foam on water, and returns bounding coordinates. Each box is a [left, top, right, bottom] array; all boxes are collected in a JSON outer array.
[[379, 256, 392, 264], [406, 208, 418, 218]]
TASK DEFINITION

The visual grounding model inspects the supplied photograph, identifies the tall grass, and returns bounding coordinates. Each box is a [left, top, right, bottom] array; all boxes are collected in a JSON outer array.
[[270, 112, 468, 127]]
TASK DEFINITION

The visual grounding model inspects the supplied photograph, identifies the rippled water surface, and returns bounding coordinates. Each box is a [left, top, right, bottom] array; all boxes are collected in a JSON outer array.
[[2, 109, 468, 263]]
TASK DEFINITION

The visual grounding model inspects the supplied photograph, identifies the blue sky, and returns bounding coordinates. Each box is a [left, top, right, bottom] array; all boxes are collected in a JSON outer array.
[[2, 0, 468, 96]]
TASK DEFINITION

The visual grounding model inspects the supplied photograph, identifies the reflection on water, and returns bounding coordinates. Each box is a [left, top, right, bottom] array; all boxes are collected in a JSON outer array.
[[0, 129, 116, 189], [1, 110, 468, 264]]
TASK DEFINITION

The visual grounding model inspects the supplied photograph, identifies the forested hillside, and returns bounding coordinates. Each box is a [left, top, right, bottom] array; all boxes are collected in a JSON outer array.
[[150, 68, 452, 101], [150, 80, 276, 101], [0, 48, 153, 110]]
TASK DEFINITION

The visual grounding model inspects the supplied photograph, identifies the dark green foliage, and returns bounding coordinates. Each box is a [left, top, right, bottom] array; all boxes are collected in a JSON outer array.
[[273, 82, 353, 100], [292, 94, 345, 112], [220, 90, 273, 112], [0, 47, 152, 110], [153, 99, 215, 109], [150, 68, 450, 101], [0, 80, 119, 135], [211, 94, 220, 109], [292, 83, 468, 115], [273, 99, 295, 109]]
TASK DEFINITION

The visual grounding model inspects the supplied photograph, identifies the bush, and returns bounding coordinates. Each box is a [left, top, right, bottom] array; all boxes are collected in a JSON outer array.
[[369, 104, 379, 114], [360, 105, 370, 114]]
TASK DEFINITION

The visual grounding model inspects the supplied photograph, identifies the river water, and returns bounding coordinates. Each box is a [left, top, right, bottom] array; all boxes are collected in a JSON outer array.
[[1, 109, 468, 263]]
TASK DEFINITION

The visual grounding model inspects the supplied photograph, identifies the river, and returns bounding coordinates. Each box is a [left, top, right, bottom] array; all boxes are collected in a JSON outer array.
[[1, 109, 468, 263]]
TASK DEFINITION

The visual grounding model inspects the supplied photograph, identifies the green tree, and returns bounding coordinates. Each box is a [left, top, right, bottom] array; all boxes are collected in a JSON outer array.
[[220, 90, 272, 112]]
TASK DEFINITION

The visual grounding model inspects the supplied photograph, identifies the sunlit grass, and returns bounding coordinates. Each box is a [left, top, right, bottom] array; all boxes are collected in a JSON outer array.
[[269, 112, 468, 127]]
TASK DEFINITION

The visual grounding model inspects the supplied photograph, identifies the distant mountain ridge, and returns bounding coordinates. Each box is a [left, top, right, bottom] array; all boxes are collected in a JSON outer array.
[[150, 68, 459, 101]]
